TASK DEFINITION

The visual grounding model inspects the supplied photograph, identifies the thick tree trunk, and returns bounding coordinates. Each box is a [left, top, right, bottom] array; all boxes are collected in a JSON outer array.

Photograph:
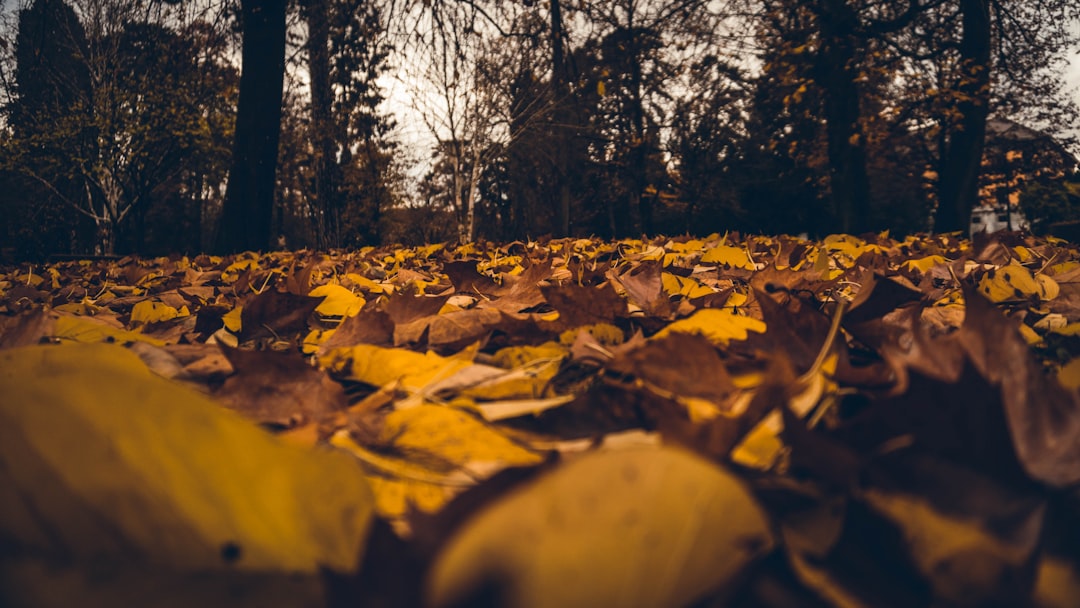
[[629, 51, 650, 236], [817, 0, 872, 234], [304, 0, 337, 248], [215, 0, 288, 254], [549, 0, 571, 236], [936, 0, 991, 233]]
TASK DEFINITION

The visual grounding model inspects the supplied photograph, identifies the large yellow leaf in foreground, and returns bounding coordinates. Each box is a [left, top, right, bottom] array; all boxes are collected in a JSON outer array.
[[0, 343, 373, 574], [427, 446, 774, 608]]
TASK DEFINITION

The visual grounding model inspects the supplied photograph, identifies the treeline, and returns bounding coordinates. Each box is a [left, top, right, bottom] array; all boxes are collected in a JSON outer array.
[[1, 0, 1078, 259]]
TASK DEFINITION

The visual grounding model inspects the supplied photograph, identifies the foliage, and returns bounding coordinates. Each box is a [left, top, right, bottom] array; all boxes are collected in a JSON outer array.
[[1020, 178, 1080, 233], [1, 0, 237, 257], [3, 231, 1080, 604], [1, 0, 1078, 264]]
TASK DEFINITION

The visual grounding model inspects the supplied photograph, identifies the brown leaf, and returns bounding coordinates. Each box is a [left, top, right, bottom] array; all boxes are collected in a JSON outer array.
[[485, 258, 551, 314], [240, 289, 322, 342], [0, 308, 54, 349], [958, 283, 1080, 487], [214, 345, 347, 429], [613, 260, 672, 318], [320, 308, 395, 353], [443, 261, 498, 296], [541, 281, 627, 329], [606, 332, 736, 409], [381, 290, 450, 327], [399, 307, 504, 349]]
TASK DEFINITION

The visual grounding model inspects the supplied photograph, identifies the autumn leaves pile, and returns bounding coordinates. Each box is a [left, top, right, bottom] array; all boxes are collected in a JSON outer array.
[[2, 231, 1080, 606]]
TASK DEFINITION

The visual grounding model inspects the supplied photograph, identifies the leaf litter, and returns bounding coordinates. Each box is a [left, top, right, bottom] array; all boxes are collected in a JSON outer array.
[[2, 231, 1080, 606]]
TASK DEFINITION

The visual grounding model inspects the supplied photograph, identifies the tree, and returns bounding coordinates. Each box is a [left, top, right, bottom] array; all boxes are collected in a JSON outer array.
[[755, 0, 1080, 234], [214, 0, 288, 253], [923, 0, 1080, 231], [399, 2, 551, 242], [576, 0, 728, 236], [2, 0, 236, 255], [325, 0, 397, 246], [670, 57, 750, 234]]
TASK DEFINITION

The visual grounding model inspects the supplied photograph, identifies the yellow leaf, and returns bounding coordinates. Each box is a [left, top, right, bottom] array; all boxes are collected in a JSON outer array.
[[331, 403, 544, 523], [222, 306, 242, 333], [1053, 323, 1080, 336], [379, 403, 543, 470], [330, 431, 473, 520], [426, 446, 773, 608], [1020, 324, 1043, 345], [977, 263, 1042, 302], [661, 272, 714, 298], [309, 283, 365, 318], [1036, 274, 1060, 301], [491, 342, 567, 369], [700, 245, 755, 269], [130, 300, 186, 325], [661, 272, 683, 296], [666, 239, 706, 253], [1058, 358, 1080, 390], [0, 343, 373, 573], [302, 327, 336, 355], [346, 273, 389, 294], [460, 359, 563, 401], [221, 258, 257, 283], [322, 344, 473, 391], [731, 410, 785, 470], [901, 255, 948, 274], [725, 291, 749, 308], [1051, 261, 1080, 275], [653, 308, 766, 346], [54, 314, 164, 346]]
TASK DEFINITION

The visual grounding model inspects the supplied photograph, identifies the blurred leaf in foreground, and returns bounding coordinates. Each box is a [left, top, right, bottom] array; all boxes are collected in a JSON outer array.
[[426, 446, 773, 607], [0, 343, 374, 576]]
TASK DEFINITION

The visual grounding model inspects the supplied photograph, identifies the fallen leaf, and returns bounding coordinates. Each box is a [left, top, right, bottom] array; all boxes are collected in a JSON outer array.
[[426, 446, 773, 607], [214, 346, 348, 429], [653, 307, 766, 346], [239, 289, 321, 342], [0, 342, 373, 573]]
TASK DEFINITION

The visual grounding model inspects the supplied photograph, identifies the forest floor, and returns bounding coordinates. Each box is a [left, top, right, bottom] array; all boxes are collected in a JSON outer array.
[[2, 231, 1080, 607]]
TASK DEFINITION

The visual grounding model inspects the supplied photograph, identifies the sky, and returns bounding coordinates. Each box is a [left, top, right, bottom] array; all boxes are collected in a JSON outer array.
[[1065, 44, 1080, 150]]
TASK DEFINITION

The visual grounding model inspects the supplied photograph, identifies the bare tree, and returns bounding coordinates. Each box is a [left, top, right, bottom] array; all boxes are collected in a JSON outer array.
[[396, 1, 549, 241]]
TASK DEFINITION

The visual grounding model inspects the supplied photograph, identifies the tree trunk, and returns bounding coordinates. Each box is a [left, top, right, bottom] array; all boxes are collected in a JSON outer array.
[[816, 0, 872, 234], [215, 0, 288, 254], [304, 0, 337, 248], [549, 0, 572, 236], [464, 147, 481, 242], [936, 0, 991, 233]]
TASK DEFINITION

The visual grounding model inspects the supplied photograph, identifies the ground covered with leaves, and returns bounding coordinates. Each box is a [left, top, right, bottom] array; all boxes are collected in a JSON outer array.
[[2, 231, 1080, 607]]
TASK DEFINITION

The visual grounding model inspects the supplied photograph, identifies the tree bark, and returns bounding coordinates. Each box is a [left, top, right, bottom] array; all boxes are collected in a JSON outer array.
[[304, 0, 337, 248], [816, 0, 872, 234], [549, 0, 572, 236], [627, 32, 650, 235], [936, 0, 991, 233], [215, 0, 288, 254]]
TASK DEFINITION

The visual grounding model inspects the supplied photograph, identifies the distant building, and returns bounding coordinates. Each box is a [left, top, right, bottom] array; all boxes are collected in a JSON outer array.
[[969, 206, 1029, 235], [979, 118, 1077, 209]]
